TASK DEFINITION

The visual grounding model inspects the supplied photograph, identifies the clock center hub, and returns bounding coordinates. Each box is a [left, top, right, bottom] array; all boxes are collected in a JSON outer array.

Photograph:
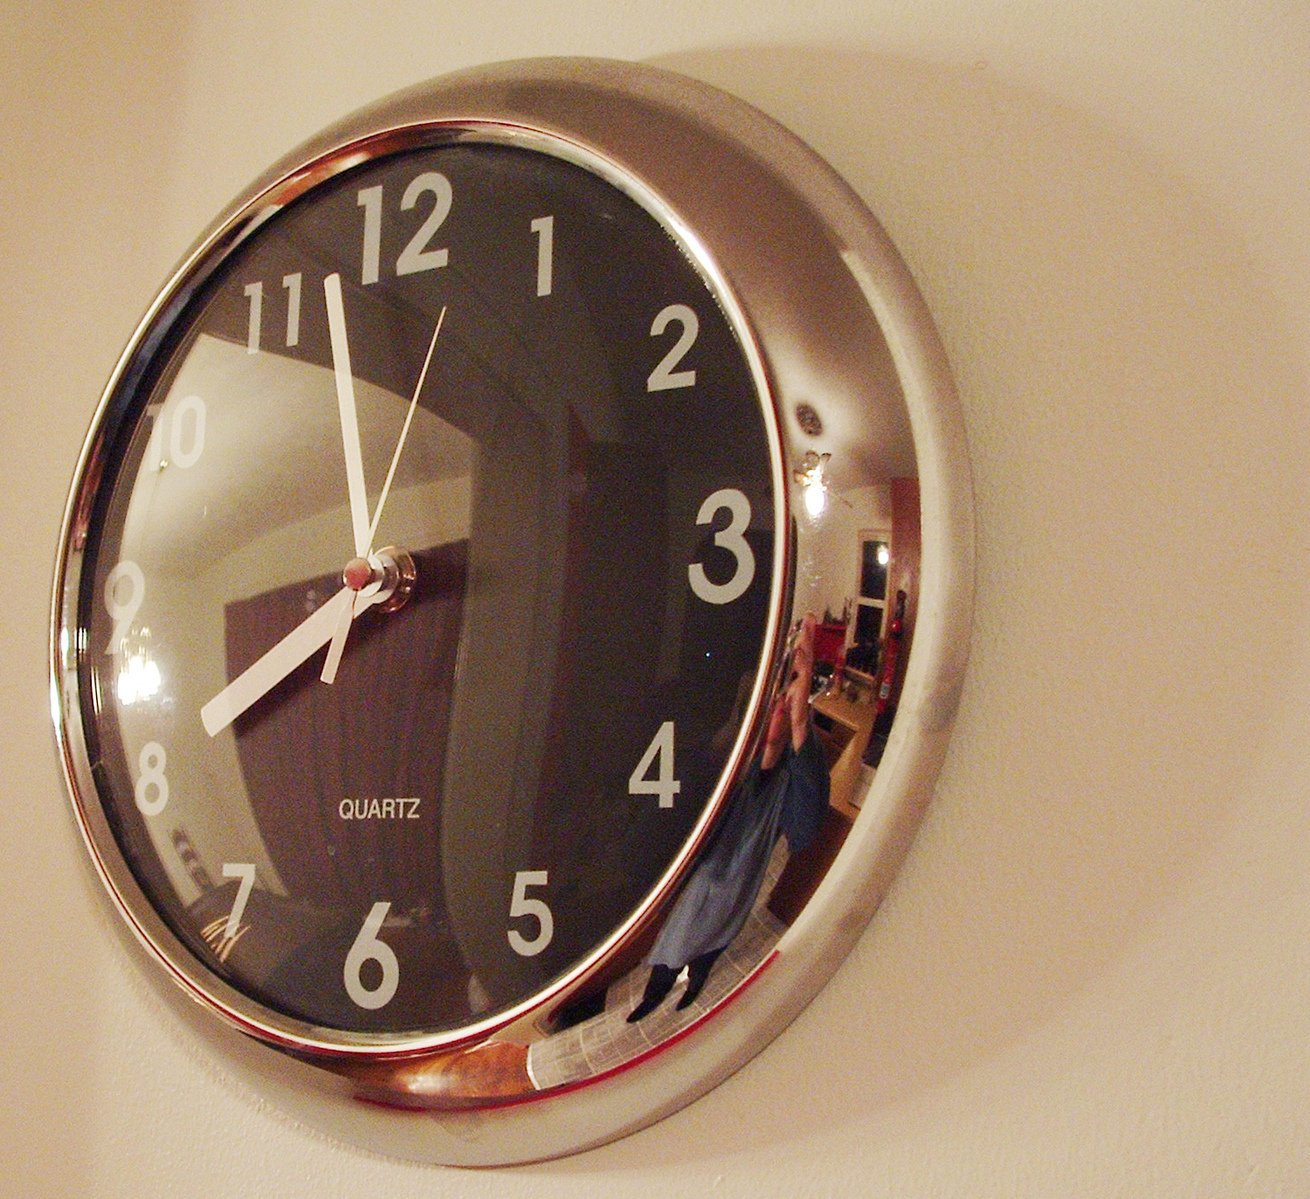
[[344, 545, 416, 613], [342, 557, 375, 591]]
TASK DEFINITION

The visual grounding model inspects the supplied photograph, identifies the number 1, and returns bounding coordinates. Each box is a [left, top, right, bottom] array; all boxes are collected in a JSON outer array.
[[282, 272, 302, 346], [531, 215, 554, 297], [358, 185, 384, 285], [243, 282, 263, 353]]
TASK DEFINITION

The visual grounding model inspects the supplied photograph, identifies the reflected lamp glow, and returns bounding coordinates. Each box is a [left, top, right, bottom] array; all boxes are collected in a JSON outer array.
[[795, 451, 831, 519], [117, 652, 162, 706]]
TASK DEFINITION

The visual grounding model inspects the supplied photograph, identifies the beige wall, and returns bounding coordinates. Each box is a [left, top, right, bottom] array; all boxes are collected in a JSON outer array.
[[6, 2, 1310, 1194]]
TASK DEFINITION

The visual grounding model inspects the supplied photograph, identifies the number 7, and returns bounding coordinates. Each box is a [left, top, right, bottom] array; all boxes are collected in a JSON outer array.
[[221, 863, 256, 941]]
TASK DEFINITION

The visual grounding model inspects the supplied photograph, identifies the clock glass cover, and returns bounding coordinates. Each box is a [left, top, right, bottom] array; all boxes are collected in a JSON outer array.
[[70, 135, 781, 1040]]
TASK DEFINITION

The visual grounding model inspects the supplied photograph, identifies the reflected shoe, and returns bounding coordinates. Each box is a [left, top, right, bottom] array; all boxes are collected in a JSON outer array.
[[627, 965, 676, 1022], [675, 950, 721, 1011]]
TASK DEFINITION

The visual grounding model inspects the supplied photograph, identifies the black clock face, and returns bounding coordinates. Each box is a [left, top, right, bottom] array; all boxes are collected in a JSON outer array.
[[75, 137, 779, 1036]]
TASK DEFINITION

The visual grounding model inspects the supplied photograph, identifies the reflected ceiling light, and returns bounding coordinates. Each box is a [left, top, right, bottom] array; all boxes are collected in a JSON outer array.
[[115, 629, 163, 706], [794, 402, 824, 436], [116, 653, 162, 706], [795, 451, 831, 519]]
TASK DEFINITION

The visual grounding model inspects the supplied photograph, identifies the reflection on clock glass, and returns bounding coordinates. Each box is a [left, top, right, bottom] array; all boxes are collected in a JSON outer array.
[[78, 141, 777, 1035]]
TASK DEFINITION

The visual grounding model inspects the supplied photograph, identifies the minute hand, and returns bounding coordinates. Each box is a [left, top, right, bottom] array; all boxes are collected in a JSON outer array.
[[324, 272, 370, 558], [319, 304, 446, 686]]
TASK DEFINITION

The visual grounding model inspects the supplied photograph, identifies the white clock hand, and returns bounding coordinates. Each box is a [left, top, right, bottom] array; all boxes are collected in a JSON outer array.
[[324, 272, 371, 559], [319, 589, 360, 687], [319, 306, 446, 685], [320, 555, 382, 686], [202, 583, 383, 736]]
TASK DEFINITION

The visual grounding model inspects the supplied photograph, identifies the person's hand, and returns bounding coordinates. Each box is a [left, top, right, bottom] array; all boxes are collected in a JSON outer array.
[[761, 612, 816, 768], [787, 612, 817, 749]]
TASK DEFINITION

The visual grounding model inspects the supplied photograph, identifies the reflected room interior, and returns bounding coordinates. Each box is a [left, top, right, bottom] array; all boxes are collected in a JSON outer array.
[[103, 315, 921, 1101]]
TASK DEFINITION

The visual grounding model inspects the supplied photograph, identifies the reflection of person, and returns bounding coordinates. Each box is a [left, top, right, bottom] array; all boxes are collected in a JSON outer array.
[[629, 613, 830, 1021]]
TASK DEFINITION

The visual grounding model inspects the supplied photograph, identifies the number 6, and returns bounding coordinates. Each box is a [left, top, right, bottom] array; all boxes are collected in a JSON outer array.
[[344, 901, 400, 1010]]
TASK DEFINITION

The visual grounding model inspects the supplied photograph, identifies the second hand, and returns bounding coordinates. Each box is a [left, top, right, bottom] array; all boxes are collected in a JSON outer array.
[[320, 305, 448, 685]]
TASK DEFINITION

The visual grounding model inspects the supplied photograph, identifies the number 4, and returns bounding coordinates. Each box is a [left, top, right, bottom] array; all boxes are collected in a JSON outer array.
[[629, 721, 680, 809]]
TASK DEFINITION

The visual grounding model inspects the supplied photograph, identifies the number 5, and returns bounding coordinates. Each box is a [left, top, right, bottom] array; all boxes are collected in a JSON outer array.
[[507, 871, 553, 957]]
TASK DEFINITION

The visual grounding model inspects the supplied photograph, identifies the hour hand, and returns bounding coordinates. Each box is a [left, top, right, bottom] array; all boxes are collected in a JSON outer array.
[[201, 585, 379, 736]]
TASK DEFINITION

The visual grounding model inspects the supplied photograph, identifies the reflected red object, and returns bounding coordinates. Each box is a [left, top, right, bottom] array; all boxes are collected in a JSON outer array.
[[812, 621, 846, 669]]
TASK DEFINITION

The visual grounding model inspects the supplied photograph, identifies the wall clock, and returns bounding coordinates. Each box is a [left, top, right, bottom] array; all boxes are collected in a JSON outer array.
[[51, 56, 972, 1163]]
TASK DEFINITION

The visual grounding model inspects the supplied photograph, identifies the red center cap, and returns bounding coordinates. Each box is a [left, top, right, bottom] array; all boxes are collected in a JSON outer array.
[[342, 557, 374, 591]]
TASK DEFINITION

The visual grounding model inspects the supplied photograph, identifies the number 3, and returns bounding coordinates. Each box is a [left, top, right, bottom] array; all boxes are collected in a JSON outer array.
[[688, 488, 755, 604]]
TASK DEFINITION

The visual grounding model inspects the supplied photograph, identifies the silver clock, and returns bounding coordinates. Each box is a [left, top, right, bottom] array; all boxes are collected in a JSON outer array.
[[51, 57, 973, 1163]]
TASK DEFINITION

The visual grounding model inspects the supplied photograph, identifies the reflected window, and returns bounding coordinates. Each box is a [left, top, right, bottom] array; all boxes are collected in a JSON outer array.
[[853, 534, 889, 664]]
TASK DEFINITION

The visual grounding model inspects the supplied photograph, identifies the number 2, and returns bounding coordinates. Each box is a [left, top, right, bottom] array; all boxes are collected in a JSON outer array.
[[647, 303, 699, 391]]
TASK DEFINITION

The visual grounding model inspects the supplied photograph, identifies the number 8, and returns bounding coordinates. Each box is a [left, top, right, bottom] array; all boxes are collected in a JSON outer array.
[[134, 741, 169, 816]]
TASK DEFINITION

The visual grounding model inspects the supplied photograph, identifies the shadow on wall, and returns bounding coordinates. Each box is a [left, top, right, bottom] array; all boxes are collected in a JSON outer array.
[[548, 43, 1310, 1169]]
